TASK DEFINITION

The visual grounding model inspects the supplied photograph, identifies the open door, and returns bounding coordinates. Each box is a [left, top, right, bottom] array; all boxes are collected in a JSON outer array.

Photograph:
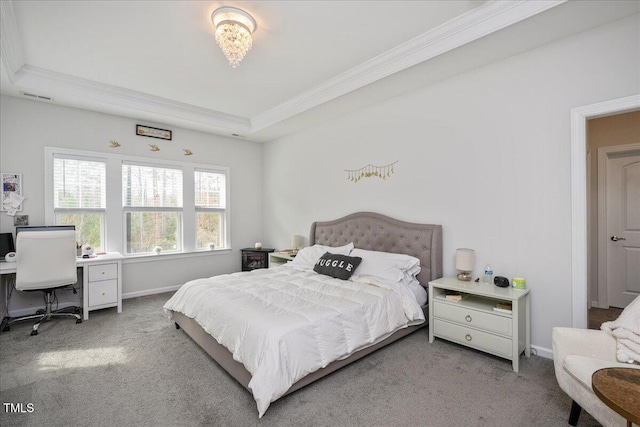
[[599, 145, 640, 308]]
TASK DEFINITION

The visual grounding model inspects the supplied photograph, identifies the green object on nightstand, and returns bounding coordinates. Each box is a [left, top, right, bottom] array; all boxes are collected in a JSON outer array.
[[512, 277, 526, 289]]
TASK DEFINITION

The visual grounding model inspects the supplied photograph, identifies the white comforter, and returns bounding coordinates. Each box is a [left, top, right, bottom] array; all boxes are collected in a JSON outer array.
[[164, 265, 424, 417]]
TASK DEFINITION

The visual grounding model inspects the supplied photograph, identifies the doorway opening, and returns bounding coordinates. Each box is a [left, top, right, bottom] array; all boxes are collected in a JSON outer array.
[[586, 113, 640, 329], [588, 306, 623, 330], [570, 94, 640, 329]]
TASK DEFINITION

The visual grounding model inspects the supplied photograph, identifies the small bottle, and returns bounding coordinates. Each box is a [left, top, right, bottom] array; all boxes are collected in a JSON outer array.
[[484, 264, 493, 284]]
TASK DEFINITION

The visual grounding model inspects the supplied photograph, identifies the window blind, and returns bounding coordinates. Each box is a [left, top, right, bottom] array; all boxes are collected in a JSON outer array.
[[122, 163, 183, 208], [195, 170, 226, 209], [53, 157, 106, 209]]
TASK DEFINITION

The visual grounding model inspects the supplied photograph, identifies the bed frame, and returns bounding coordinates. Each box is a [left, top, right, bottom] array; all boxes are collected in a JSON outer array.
[[171, 212, 442, 399]]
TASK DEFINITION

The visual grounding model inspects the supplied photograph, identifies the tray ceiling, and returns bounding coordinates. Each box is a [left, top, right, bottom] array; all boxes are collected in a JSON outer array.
[[1, 1, 638, 141]]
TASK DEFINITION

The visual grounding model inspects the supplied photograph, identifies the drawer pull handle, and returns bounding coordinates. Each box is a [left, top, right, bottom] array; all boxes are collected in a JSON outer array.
[[102, 293, 106, 296], [465, 315, 472, 322], [101, 272, 105, 275], [465, 334, 472, 341]]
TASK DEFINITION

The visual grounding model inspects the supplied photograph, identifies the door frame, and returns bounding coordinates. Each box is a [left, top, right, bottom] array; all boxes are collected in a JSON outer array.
[[597, 143, 640, 308], [570, 94, 640, 328]]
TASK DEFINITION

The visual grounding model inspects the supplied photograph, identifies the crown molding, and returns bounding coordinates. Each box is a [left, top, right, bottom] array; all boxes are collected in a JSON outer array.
[[1, 0, 565, 138], [0, 1, 249, 135], [0, 1, 25, 83], [250, 0, 566, 132], [15, 65, 251, 133]]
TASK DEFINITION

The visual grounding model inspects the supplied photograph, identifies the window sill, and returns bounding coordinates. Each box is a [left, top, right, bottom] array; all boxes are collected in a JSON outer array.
[[121, 248, 232, 264]]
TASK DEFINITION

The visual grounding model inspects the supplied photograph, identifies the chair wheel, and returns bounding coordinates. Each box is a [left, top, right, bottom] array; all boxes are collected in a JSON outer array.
[[175, 322, 181, 329], [36, 309, 45, 315], [30, 330, 38, 336], [2, 325, 10, 332], [76, 318, 82, 324]]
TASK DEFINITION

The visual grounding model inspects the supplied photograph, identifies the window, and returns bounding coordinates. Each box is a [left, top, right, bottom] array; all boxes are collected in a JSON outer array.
[[46, 147, 230, 257], [53, 156, 106, 251], [123, 163, 183, 254], [195, 170, 226, 249]]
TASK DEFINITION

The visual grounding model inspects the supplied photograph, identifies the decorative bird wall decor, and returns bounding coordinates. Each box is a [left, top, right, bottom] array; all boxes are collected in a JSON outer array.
[[109, 140, 121, 148], [183, 149, 193, 156], [149, 144, 160, 152]]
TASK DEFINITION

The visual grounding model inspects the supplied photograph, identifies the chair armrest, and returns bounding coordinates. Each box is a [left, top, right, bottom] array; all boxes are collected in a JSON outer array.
[[552, 327, 617, 366], [552, 327, 633, 427]]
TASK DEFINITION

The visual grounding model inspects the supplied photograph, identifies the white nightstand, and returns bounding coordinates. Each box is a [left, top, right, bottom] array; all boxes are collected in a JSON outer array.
[[428, 277, 531, 372], [268, 252, 295, 268]]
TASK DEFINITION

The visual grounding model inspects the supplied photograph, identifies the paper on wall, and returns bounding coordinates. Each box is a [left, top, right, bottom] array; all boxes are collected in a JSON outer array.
[[2, 192, 25, 214], [8, 192, 25, 206]]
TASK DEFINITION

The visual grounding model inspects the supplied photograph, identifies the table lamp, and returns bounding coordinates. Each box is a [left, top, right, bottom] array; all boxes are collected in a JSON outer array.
[[291, 235, 303, 254], [455, 248, 475, 281]]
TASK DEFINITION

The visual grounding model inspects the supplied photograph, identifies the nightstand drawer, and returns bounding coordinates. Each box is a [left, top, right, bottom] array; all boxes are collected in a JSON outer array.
[[88, 279, 118, 307], [433, 319, 512, 358], [88, 263, 118, 282], [433, 301, 512, 337]]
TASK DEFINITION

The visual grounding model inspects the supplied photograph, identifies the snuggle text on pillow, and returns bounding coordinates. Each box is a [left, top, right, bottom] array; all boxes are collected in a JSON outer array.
[[316, 257, 356, 272]]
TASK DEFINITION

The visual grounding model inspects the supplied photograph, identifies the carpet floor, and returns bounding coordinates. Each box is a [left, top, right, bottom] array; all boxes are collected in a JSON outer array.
[[0, 292, 599, 427]]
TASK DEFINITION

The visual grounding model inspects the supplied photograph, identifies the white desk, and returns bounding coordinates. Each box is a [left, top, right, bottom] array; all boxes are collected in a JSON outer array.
[[0, 252, 124, 320]]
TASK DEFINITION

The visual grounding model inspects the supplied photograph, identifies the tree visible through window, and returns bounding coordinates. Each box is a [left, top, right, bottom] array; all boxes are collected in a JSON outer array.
[[48, 148, 230, 256], [195, 170, 226, 249], [53, 157, 106, 251], [122, 163, 183, 254]]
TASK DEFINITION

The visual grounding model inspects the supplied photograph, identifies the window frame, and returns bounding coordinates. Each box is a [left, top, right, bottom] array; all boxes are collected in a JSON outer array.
[[194, 168, 228, 251], [45, 147, 231, 258], [122, 162, 184, 255], [51, 153, 107, 251]]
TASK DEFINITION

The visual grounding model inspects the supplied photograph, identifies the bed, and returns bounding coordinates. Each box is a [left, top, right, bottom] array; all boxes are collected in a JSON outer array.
[[165, 211, 442, 416]]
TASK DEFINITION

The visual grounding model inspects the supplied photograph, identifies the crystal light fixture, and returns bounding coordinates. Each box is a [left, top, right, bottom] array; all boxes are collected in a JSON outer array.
[[211, 7, 257, 68]]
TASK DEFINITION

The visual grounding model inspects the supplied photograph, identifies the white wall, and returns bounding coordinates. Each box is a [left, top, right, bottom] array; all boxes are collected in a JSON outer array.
[[0, 96, 263, 315], [263, 14, 640, 352]]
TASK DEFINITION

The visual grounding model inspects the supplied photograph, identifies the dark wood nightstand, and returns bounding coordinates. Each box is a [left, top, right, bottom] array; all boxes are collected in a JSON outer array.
[[241, 248, 275, 271]]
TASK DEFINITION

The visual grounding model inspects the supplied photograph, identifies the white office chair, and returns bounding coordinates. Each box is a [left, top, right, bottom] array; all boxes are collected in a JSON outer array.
[[2, 230, 82, 336]]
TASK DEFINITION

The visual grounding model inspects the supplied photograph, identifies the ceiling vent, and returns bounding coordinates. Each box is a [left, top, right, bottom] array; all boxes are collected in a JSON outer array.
[[21, 92, 53, 102]]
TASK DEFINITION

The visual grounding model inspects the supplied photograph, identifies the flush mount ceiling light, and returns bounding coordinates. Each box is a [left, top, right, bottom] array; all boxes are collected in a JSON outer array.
[[211, 7, 257, 68]]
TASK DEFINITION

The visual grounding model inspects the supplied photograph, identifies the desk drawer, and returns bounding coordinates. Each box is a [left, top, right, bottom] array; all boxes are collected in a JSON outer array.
[[88, 263, 118, 282], [433, 319, 512, 358], [433, 301, 512, 336], [88, 279, 118, 307]]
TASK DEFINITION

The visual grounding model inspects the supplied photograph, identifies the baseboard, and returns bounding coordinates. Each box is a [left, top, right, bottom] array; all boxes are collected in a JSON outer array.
[[4, 285, 182, 318], [531, 344, 553, 360], [122, 284, 182, 300]]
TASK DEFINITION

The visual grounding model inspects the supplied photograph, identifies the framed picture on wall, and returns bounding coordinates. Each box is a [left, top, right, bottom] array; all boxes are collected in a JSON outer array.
[[1, 172, 23, 212], [13, 215, 28, 226], [136, 124, 172, 140]]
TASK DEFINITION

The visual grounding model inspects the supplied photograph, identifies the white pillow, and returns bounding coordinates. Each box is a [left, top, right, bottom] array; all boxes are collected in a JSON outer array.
[[289, 243, 354, 269], [402, 275, 427, 306], [350, 248, 420, 284], [404, 263, 421, 279]]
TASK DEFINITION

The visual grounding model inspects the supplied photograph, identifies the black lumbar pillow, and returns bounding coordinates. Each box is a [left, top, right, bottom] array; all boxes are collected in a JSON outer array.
[[313, 252, 362, 280]]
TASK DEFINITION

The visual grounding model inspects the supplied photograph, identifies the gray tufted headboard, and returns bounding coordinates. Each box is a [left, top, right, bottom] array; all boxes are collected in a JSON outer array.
[[309, 212, 443, 287]]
